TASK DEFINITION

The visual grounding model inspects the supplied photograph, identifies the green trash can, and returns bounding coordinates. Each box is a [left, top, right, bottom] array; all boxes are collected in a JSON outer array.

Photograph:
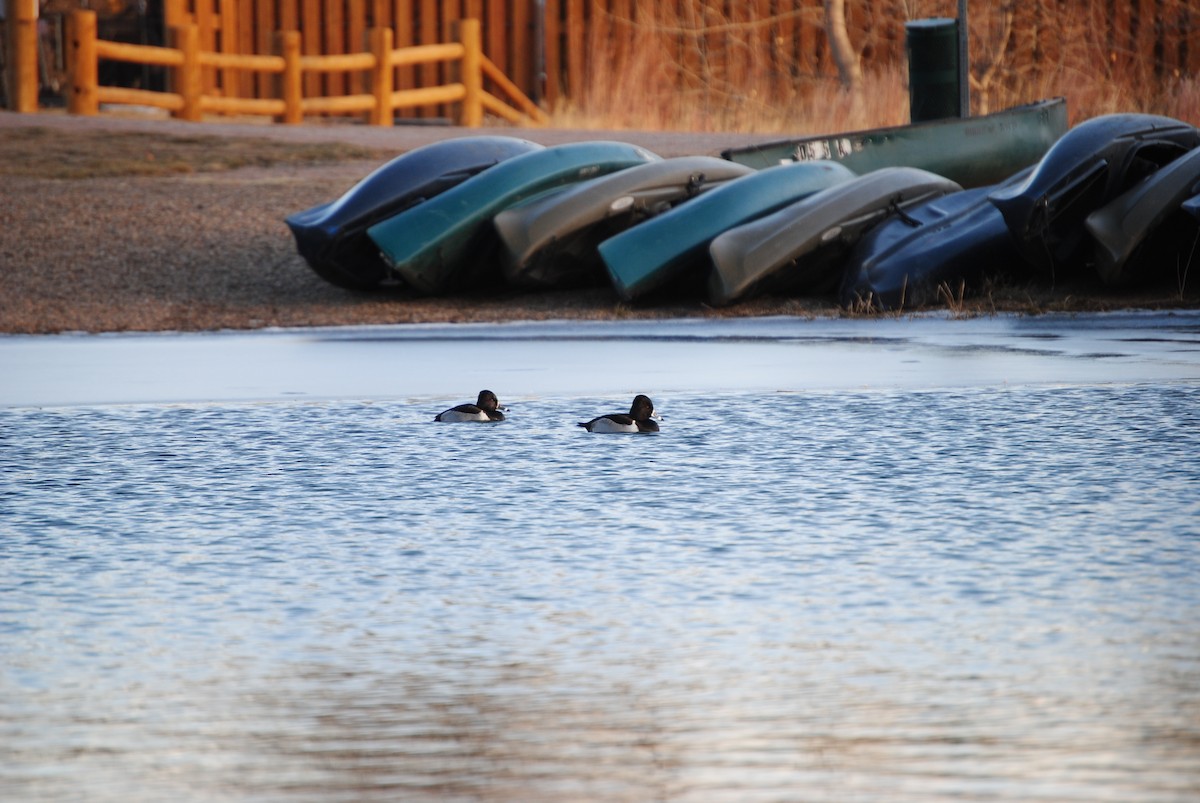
[[906, 18, 961, 123]]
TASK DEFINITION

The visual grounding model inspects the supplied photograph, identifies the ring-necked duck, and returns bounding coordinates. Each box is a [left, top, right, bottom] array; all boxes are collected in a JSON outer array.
[[578, 394, 660, 433], [435, 390, 505, 422]]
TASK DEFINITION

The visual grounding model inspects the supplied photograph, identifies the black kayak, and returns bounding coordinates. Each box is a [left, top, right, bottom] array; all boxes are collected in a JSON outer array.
[[1084, 146, 1200, 287], [840, 168, 1033, 311], [988, 113, 1200, 275], [285, 136, 543, 290]]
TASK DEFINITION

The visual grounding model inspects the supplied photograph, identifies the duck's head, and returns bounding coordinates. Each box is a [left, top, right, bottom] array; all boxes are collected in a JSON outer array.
[[630, 394, 658, 421]]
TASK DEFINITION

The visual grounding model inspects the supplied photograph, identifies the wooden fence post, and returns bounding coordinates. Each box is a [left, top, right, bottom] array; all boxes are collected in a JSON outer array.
[[455, 18, 483, 127], [8, 0, 40, 111], [171, 24, 202, 121], [66, 10, 99, 116], [368, 26, 394, 126], [274, 30, 303, 124]]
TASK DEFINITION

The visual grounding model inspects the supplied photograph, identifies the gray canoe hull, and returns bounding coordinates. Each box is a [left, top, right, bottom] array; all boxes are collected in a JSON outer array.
[[707, 167, 962, 305], [1085, 146, 1200, 286], [494, 156, 754, 288]]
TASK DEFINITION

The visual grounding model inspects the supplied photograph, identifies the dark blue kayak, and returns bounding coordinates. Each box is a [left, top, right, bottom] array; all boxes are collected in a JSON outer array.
[[989, 113, 1200, 275], [285, 136, 543, 291], [840, 168, 1033, 310]]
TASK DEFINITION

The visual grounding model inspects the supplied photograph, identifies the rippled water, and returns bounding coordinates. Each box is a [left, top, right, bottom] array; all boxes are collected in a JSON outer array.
[[3, 384, 1199, 802]]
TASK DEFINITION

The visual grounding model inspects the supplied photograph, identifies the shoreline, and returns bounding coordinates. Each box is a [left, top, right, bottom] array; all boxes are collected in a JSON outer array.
[[3, 110, 1198, 335], [5, 311, 1199, 408]]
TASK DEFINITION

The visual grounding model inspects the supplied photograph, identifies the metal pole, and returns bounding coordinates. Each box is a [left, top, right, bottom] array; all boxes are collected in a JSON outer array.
[[533, 0, 545, 104], [958, 0, 970, 116]]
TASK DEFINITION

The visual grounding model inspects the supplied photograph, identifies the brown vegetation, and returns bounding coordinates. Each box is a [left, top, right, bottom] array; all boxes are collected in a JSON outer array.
[[551, 0, 1200, 134]]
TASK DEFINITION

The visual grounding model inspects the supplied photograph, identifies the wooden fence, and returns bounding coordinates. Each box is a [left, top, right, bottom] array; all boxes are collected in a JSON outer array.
[[6, 0, 1199, 117], [65, 9, 545, 125], [159, 0, 1200, 108]]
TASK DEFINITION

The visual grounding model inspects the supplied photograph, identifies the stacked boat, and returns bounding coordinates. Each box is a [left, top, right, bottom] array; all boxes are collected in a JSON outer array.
[[287, 99, 1200, 310]]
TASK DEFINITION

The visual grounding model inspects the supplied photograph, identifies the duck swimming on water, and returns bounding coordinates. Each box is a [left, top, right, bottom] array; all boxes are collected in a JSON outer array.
[[435, 390, 505, 422], [578, 395, 660, 433]]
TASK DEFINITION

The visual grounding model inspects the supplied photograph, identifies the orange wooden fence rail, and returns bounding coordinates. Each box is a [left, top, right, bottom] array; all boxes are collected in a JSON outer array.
[[65, 10, 546, 126]]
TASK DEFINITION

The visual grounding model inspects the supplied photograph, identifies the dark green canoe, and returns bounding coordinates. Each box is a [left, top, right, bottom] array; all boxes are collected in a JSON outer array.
[[721, 98, 1068, 189], [598, 160, 856, 301], [367, 141, 659, 295]]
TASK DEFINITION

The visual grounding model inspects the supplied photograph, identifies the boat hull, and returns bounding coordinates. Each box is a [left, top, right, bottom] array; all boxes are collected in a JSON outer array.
[[599, 161, 857, 301], [1084, 146, 1200, 286], [839, 168, 1033, 310], [988, 113, 1200, 274], [707, 167, 962, 305], [367, 141, 659, 295], [285, 136, 543, 290], [494, 156, 754, 288], [721, 99, 1068, 189]]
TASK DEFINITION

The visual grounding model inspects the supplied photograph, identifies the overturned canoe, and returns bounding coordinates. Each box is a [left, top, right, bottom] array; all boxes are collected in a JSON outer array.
[[989, 113, 1200, 274], [839, 167, 1033, 311], [599, 161, 856, 301], [494, 156, 754, 288], [285, 136, 542, 290], [707, 167, 962, 305], [721, 98, 1067, 189], [367, 141, 659, 295], [1084, 146, 1200, 286]]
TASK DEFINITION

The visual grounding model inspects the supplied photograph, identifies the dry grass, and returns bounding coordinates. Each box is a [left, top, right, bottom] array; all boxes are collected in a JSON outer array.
[[548, 0, 1200, 135]]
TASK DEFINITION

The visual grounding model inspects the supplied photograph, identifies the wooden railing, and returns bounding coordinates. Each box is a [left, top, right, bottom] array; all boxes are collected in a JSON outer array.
[[64, 10, 546, 127]]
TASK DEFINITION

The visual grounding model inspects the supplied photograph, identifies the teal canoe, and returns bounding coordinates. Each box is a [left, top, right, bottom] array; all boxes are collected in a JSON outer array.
[[721, 98, 1068, 189], [367, 141, 659, 295], [598, 160, 856, 301]]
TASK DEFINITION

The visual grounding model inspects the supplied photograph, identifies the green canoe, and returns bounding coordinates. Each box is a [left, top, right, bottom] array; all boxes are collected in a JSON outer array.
[[599, 160, 856, 301], [367, 141, 659, 295], [721, 98, 1068, 189]]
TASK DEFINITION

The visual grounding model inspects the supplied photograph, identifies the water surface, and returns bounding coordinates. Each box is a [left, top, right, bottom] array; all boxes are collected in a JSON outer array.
[[3, 375, 1199, 801]]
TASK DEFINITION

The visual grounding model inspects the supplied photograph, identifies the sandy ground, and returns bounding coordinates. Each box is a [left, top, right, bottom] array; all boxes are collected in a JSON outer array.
[[2, 110, 1198, 335]]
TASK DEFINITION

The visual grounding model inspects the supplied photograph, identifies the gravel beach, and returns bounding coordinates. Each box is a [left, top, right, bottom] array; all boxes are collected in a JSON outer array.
[[2, 110, 1197, 334]]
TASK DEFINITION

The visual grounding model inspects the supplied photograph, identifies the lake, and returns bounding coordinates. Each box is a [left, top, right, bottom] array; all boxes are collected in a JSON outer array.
[[2, 313, 1199, 802]]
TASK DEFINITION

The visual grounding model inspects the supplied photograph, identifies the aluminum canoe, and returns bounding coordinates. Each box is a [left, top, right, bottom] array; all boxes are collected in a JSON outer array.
[[285, 136, 543, 290], [989, 113, 1200, 274], [1084, 146, 1200, 286], [493, 156, 754, 288], [721, 98, 1067, 189], [598, 160, 856, 301], [707, 167, 962, 306], [366, 141, 659, 295]]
